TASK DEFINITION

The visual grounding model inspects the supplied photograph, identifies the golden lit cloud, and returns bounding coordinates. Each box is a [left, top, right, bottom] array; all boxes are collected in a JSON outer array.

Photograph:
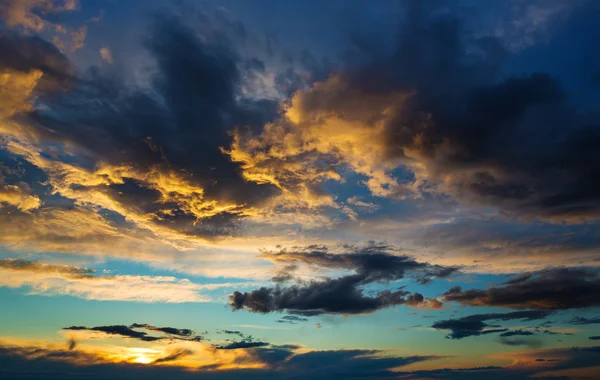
[[0, 0, 86, 51], [99, 47, 113, 64], [224, 75, 415, 217], [0, 0, 78, 32], [0, 69, 42, 118], [0, 181, 40, 211]]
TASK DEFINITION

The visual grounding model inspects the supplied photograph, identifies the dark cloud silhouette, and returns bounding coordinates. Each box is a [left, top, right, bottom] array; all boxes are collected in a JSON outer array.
[[130, 323, 194, 337], [276, 315, 309, 324], [260, 244, 460, 284], [432, 311, 551, 339], [230, 244, 455, 315], [64, 323, 203, 342], [215, 340, 270, 350], [589, 336, 600, 340], [571, 316, 600, 325], [63, 325, 163, 342], [153, 348, 194, 364], [443, 267, 600, 310], [497, 337, 543, 348], [499, 330, 534, 337]]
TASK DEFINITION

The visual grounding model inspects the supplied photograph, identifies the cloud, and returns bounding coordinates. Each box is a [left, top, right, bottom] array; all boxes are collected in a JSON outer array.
[[570, 316, 600, 325], [129, 324, 195, 337], [431, 310, 552, 339], [443, 267, 600, 310], [0, 0, 87, 52], [99, 47, 113, 64], [153, 348, 194, 364], [64, 325, 165, 342], [0, 14, 285, 254], [229, 243, 455, 315], [215, 340, 270, 350], [0, 258, 242, 303], [0, 181, 40, 211], [0, 0, 78, 32], [0, 258, 95, 278], [0, 32, 74, 92], [63, 323, 203, 343], [224, 1, 600, 223], [259, 243, 459, 284], [275, 315, 308, 324], [497, 338, 543, 349], [499, 330, 535, 337], [0, 340, 439, 379]]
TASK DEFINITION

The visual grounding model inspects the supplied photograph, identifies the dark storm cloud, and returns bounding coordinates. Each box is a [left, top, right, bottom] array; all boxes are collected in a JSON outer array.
[[277, 1, 600, 222], [443, 267, 600, 310], [229, 278, 419, 315], [431, 310, 551, 339], [589, 336, 600, 340], [0, 32, 74, 92], [2, 14, 280, 239], [230, 244, 453, 315], [261, 244, 460, 284]]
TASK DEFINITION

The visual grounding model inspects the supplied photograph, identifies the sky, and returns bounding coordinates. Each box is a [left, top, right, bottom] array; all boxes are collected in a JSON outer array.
[[0, 0, 600, 379]]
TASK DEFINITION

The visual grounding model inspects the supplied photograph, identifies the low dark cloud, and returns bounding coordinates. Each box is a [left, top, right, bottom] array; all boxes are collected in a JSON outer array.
[[230, 244, 455, 315], [432, 311, 551, 339], [499, 330, 534, 337], [570, 316, 600, 325], [215, 340, 270, 350], [63, 323, 203, 342], [219, 330, 244, 337], [589, 336, 600, 340], [497, 337, 543, 348], [153, 348, 194, 364], [130, 323, 194, 337], [63, 325, 163, 342], [276, 315, 309, 324], [443, 267, 600, 310]]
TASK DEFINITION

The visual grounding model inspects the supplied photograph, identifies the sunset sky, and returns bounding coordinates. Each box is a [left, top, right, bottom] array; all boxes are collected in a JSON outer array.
[[1, 0, 600, 379]]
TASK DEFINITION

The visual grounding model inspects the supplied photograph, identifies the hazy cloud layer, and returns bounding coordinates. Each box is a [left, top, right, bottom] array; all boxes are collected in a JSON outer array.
[[443, 267, 600, 310]]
